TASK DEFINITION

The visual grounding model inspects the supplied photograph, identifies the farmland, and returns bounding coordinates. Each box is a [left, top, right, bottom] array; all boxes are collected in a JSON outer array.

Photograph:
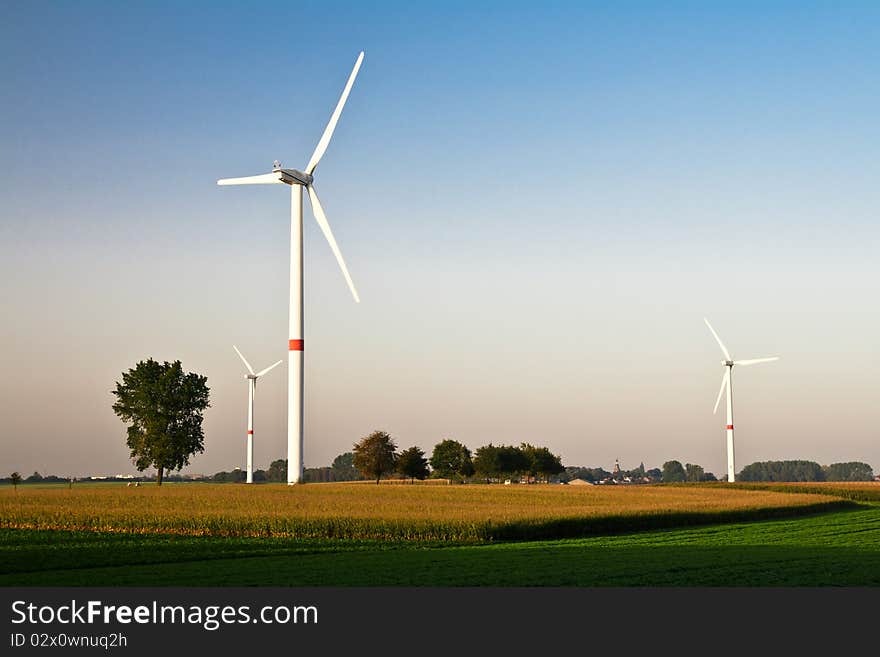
[[1, 482, 878, 586], [0, 482, 849, 541]]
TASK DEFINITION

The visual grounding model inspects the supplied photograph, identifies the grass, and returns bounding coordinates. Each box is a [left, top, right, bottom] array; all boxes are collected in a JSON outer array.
[[2, 505, 878, 586]]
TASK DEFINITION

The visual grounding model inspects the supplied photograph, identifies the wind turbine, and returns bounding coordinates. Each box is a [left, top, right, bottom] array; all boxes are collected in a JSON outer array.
[[704, 318, 779, 482], [233, 345, 282, 484], [219, 52, 364, 484]]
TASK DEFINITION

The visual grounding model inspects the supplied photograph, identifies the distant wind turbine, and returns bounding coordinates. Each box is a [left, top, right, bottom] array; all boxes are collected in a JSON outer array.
[[233, 345, 282, 484], [704, 318, 779, 482], [219, 52, 365, 484]]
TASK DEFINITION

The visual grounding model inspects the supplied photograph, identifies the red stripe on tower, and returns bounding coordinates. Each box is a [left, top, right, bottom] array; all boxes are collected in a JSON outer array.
[[726, 425, 734, 430], [289, 339, 304, 351], [247, 430, 253, 435]]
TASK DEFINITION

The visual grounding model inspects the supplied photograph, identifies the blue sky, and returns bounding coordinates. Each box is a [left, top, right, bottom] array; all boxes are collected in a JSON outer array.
[[1, 1, 878, 477]]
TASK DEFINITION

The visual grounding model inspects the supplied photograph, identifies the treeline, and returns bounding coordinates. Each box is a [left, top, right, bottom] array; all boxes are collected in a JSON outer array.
[[208, 434, 566, 485], [350, 432, 566, 484], [738, 461, 874, 482], [3, 472, 73, 484], [563, 461, 718, 484], [7, 453, 874, 487]]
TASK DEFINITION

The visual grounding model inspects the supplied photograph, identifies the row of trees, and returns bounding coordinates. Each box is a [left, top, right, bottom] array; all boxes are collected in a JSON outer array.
[[349, 433, 565, 484], [351, 431, 429, 484], [659, 461, 719, 483], [8, 457, 876, 488], [738, 460, 874, 482]]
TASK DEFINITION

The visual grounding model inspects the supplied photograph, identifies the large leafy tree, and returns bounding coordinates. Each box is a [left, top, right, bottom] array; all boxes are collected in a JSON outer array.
[[397, 446, 430, 483], [520, 443, 565, 482], [823, 462, 874, 482], [473, 443, 501, 482], [739, 460, 825, 482], [661, 460, 687, 483], [331, 452, 362, 481], [429, 439, 474, 480], [685, 463, 705, 482], [111, 359, 210, 486], [266, 459, 287, 482], [497, 445, 530, 479], [352, 430, 398, 484]]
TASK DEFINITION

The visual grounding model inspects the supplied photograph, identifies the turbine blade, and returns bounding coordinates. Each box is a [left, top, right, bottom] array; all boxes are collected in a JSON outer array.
[[218, 172, 284, 185], [307, 185, 360, 303], [305, 51, 365, 175], [734, 357, 780, 366], [256, 360, 284, 377], [713, 370, 729, 415], [704, 318, 732, 361], [233, 345, 255, 375]]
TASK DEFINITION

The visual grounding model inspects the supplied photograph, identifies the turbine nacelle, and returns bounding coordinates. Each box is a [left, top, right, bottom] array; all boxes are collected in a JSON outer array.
[[723, 360, 734, 367], [279, 168, 314, 186]]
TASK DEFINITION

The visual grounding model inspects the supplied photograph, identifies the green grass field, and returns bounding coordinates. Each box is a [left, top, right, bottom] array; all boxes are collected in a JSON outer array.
[[2, 482, 878, 586], [2, 505, 879, 586]]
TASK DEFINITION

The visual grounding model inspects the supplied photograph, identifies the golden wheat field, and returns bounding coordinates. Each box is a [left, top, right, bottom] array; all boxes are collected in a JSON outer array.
[[0, 483, 849, 541]]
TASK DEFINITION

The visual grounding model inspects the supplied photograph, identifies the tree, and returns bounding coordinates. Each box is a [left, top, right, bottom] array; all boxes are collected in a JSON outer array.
[[739, 460, 825, 482], [472, 444, 532, 482], [521, 443, 565, 482], [563, 466, 613, 483], [266, 459, 287, 482], [685, 463, 705, 482], [397, 446, 430, 483], [473, 444, 502, 482], [26, 471, 43, 483], [10, 472, 21, 491], [331, 452, 361, 481], [823, 462, 874, 482], [353, 430, 398, 484], [429, 439, 474, 480], [498, 445, 530, 480], [662, 460, 687, 483], [212, 469, 246, 483], [111, 358, 210, 486]]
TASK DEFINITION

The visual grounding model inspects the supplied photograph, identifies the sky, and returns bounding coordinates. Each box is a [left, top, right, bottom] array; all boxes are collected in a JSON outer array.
[[1, 1, 878, 478]]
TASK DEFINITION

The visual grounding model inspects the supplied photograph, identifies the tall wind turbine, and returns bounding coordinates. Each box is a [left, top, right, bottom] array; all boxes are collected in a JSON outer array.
[[219, 52, 364, 484], [233, 345, 282, 484], [704, 318, 779, 482]]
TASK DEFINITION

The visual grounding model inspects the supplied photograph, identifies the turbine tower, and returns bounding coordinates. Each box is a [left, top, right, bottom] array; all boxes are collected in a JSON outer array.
[[704, 318, 779, 482], [233, 345, 282, 484], [219, 52, 364, 484]]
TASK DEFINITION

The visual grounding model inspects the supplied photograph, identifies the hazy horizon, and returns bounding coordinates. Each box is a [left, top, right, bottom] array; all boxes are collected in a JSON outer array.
[[2, 2, 878, 478]]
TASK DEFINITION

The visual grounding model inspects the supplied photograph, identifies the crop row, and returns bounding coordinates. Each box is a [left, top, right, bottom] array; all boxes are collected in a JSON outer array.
[[0, 483, 855, 542]]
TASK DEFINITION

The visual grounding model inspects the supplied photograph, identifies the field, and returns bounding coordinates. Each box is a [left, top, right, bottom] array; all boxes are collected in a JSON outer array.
[[2, 481, 879, 586]]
